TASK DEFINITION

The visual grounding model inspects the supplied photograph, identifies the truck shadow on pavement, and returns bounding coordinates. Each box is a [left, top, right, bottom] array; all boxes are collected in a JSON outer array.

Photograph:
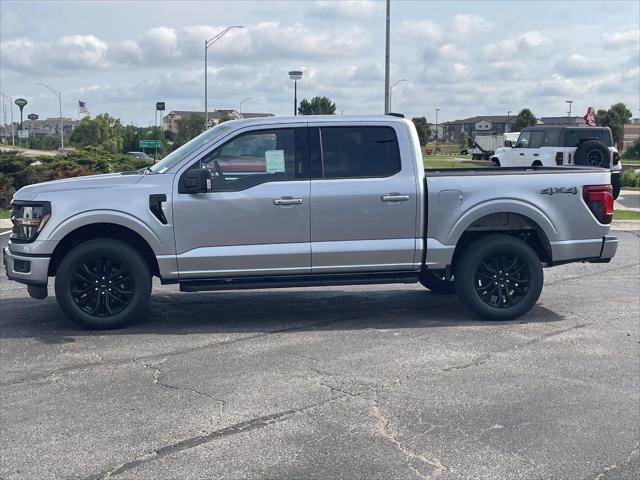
[[0, 288, 564, 344]]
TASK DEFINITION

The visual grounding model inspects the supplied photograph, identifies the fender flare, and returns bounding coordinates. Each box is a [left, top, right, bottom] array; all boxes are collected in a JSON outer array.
[[446, 199, 557, 246], [47, 210, 163, 254]]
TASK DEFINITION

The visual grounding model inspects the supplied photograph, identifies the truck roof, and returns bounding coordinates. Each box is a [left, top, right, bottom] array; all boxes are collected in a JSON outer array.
[[216, 115, 410, 128]]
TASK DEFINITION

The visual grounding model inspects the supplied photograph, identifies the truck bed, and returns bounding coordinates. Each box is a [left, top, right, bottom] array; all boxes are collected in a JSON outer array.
[[425, 166, 605, 176]]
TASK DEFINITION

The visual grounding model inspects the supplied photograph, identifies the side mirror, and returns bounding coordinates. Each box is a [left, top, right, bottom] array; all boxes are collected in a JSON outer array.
[[504, 140, 513, 147], [179, 168, 211, 194]]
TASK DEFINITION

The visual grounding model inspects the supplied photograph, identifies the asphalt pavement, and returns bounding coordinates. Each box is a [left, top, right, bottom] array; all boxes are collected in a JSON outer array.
[[1, 231, 638, 480]]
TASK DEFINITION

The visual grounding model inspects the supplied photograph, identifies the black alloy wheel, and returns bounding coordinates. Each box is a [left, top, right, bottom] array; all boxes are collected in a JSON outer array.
[[473, 253, 530, 308], [71, 256, 134, 316]]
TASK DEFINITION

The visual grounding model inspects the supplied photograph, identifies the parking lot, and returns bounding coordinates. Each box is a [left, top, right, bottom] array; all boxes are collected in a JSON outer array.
[[1, 229, 638, 480]]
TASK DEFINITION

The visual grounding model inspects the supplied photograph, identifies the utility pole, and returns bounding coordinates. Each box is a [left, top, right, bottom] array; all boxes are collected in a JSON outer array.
[[435, 108, 440, 154], [507, 110, 511, 133], [36, 82, 64, 149], [566, 100, 573, 119], [384, 0, 391, 114], [204, 26, 244, 129]]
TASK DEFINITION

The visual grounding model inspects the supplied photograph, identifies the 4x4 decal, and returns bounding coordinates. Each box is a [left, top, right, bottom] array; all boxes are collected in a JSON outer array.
[[540, 187, 577, 196]]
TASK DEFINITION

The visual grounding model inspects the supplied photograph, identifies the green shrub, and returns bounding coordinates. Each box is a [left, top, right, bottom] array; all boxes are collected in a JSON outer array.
[[621, 169, 640, 188], [623, 138, 640, 160]]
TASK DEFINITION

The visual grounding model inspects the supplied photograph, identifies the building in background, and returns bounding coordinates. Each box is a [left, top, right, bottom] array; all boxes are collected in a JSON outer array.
[[442, 116, 517, 143], [20, 118, 79, 138], [538, 116, 585, 126], [163, 109, 274, 133], [623, 119, 640, 150]]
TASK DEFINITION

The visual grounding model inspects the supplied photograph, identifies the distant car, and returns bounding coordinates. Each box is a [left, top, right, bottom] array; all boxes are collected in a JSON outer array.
[[126, 151, 151, 160], [492, 126, 621, 198]]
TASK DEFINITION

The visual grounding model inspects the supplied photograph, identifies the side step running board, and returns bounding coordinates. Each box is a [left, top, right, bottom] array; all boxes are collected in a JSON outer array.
[[180, 272, 419, 292]]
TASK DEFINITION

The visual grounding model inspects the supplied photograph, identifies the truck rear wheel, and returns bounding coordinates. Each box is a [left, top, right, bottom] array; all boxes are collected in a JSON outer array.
[[419, 270, 456, 294], [455, 235, 543, 321], [55, 239, 152, 329]]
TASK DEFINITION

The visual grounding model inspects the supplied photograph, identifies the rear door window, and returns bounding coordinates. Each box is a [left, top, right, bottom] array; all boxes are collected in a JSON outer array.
[[312, 126, 401, 179]]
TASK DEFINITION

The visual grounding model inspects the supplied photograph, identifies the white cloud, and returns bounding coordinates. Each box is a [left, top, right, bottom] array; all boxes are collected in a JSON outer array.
[[452, 14, 493, 37], [311, 1, 382, 19], [400, 20, 443, 43], [601, 29, 639, 49], [484, 31, 553, 59]]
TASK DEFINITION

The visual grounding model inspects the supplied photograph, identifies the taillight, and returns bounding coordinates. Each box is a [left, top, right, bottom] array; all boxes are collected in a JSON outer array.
[[555, 152, 563, 166], [583, 185, 613, 224], [613, 152, 619, 165]]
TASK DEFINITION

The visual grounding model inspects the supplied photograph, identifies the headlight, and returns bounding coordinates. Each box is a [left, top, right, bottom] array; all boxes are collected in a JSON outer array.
[[11, 201, 51, 243]]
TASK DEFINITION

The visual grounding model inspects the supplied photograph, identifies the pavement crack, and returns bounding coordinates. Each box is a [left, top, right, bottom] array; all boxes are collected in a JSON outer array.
[[370, 393, 445, 480], [589, 443, 639, 480], [441, 323, 586, 373], [86, 396, 342, 480], [141, 359, 226, 412]]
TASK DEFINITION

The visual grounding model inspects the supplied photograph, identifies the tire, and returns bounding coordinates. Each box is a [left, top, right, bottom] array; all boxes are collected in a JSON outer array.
[[454, 234, 543, 321], [55, 239, 152, 329], [531, 160, 542, 167], [492, 158, 501, 166], [574, 140, 611, 168], [419, 270, 456, 294]]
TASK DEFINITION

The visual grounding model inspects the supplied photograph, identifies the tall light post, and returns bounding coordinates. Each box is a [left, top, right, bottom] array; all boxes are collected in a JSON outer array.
[[36, 82, 63, 150], [389, 79, 406, 112], [506, 110, 512, 133], [566, 100, 573, 119], [204, 25, 243, 128], [0, 92, 14, 146], [384, 0, 391, 113], [239, 97, 252, 115], [288, 70, 303, 115], [435, 108, 440, 154]]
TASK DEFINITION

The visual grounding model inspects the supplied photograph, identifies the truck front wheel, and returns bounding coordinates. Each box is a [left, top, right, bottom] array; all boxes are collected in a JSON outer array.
[[455, 235, 543, 321], [55, 239, 152, 329]]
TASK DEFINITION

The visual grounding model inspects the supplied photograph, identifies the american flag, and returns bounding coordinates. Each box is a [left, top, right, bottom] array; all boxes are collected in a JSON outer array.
[[78, 101, 90, 115]]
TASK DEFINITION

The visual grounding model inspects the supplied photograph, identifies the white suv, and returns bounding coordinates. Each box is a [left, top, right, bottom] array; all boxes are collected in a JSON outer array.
[[492, 126, 621, 198]]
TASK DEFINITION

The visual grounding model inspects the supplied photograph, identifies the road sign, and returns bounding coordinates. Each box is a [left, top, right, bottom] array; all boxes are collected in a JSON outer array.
[[18, 130, 29, 139], [156, 102, 165, 111], [27, 113, 39, 121], [139, 139, 162, 148], [15, 98, 27, 108]]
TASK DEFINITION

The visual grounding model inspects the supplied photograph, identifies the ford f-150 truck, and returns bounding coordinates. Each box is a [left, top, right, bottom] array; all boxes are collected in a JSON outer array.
[[4, 115, 618, 329]]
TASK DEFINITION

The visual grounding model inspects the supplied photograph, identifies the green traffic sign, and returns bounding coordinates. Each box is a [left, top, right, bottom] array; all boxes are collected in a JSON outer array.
[[15, 98, 28, 108], [139, 139, 162, 148]]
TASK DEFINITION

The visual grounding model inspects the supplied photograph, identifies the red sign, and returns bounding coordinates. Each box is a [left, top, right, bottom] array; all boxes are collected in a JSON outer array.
[[583, 107, 596, 126]]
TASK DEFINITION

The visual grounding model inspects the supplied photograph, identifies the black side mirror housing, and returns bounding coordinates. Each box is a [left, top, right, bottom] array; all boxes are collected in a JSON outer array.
[[179, 168, 211, 194]]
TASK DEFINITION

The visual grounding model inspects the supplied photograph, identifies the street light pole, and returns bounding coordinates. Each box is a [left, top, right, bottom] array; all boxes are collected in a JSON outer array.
[[0, 92, 13, 146], [384, 0, 391, 114], [288, 71, 303, 115], [507, 110, 512, 133], [239, 97, 252, 115], [204, 25, 244, 129], [36, 82, 63, 149], [389, 79, 406, 112], [435, 108, 440, 154], [566, 100, 573, 119]]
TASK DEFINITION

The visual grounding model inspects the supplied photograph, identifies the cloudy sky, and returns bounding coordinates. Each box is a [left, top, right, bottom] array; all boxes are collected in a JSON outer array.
[[1, 0, 639, 126]]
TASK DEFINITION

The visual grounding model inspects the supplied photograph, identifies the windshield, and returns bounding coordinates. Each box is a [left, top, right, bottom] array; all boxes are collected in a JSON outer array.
[[149, 122, 236, 173]]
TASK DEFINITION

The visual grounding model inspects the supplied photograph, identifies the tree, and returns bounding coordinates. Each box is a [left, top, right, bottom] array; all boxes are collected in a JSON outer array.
[[514, 109, 537, 131], [596, 102, 632, 146], [458, 131, 469, 148], [176, 114, 205, 146], [70, 114, 123, 153], [411, 117, 431, 146], [298, 96, 337, 115]]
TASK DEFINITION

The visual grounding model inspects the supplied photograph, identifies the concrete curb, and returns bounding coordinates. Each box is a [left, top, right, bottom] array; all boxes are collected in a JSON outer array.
[[611, 220, 640, 232]]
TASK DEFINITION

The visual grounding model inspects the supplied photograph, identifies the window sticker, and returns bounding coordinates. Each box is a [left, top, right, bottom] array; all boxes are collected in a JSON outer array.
[[265, 150, 285, 173]]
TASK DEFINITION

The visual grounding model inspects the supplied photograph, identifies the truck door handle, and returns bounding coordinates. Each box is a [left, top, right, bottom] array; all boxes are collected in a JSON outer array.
[[273, 196, 303, 206], [533, 153, 539, 156], [519, 153, 525, 156], [381, 193, 410, 202]]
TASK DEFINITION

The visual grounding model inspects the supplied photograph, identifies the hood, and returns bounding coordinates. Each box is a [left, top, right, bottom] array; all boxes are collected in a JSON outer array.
[[13, 173, 144, 201]]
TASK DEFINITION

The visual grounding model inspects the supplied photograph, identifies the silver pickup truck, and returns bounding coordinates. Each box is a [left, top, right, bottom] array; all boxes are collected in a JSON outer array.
[[4, 115, 618, 328]]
